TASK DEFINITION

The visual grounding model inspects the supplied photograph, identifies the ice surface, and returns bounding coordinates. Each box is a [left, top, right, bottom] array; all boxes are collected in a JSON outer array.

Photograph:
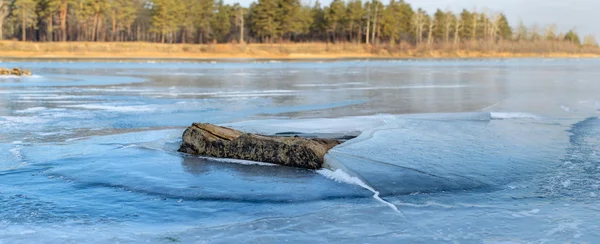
[[2, 59, 600, 243]]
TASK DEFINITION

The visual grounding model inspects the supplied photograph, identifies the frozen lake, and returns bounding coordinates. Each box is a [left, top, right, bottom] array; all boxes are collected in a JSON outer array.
[[0, 59, 599, 243]]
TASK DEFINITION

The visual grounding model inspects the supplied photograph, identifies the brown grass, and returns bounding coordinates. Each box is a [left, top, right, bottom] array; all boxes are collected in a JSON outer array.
[[1, 41, 599, 59]]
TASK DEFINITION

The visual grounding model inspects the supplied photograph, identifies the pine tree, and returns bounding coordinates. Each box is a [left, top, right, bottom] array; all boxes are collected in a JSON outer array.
[[36, 0, 58, 41], [12, 0, 38, 41], [0, 0, 11, 40], [397, 0, 413, 43], [212, 0, 232, 42], [497, 13, 512, 40], [54, 0, 72, 41], [380, 0, 399, 43], [459, 9, 472, 41], [565, 29, 581, 45], [309, 0, 325, 41], [515, 21, 527, 41], [411, 8, 427, 44], [324, 0, 345, 42], [433, 9, 445, 42], [296, 5, 313, 40], [108, 0, 138, 41], [346, 0, 364, 43], [196, 0, 216, 43], [251, 0, 279, 42], [278, 0, 301, 41], [443, 11, 455, 43], [151, 0, 183, 43]]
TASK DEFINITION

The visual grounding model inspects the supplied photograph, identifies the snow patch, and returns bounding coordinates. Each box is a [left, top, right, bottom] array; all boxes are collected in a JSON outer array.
[[490, 112, 541, 120]]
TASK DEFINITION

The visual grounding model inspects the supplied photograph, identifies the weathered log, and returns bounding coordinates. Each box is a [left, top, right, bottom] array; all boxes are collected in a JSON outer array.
[[0, 68, 32, 76], [178, 123, 342, 169]]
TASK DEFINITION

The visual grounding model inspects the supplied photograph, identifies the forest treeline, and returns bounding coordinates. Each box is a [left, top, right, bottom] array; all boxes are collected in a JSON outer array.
[[0, 0, 596, 47]]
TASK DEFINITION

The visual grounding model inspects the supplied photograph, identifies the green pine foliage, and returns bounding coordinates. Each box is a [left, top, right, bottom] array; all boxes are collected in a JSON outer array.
[[0, 0, 593, 47], [565, 30, 581, 45]]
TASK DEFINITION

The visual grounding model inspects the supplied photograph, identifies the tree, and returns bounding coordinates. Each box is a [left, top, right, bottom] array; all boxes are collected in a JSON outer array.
[[346, 0, 363, 43], [0, 0, 10, 40], [380, 0, 401, 43], [324, 0, 345, 42], [497, 14, 511, 40], [12, 0, 38, 41], [459, 9, 472, 41], [433, 9, 445, 42], [412, 8, 426, 44], [295, 5, 313, 41], [369, 0, 383, 44], [583, 35, 597, 47], [426, 11, 434, 44], [443, 10, 454, 43], [251, 0, 279, 42], [380, 0, 411, 44], [529, 24, 540, 41], [150, 0, 183, 43], [212, 0, 231, 42], [35, 0, 58, 41], [564, 29, 581, 45], [515, 21, 527, 41], [56, 0, 72, 41], [109, 0, 138, 41], [233, 3, 245, 43], [453, 13, 461, 44], [396, 0, 413, 42], [309, 0, 325, 41], [196, 0, 216, 43], [278, 0, 301, 41]]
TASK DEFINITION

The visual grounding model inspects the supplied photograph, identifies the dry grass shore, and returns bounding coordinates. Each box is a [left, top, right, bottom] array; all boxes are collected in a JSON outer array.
[[1, 41, 599, 59]]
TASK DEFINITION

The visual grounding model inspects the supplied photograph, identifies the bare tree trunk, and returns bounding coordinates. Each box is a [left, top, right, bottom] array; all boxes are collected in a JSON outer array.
[[47, 14, 53, 42], [240, 8, 244, 43], [414, 12, 424, 44], [454, 18, 461, 45], [371, 5, 378, 44], [91, 13, 99, 41], [444, 12, 452, 43], [112, 10, 117, 41], [137, 24, 141, 41], [483, 17, 489, 40], [427, 18, 434, 45], [366, 6, 370, 44], [60, 1, 68, 41], [21, 8, 26, 41], [97, 16, 103, 41], [0, 0, 7, 40], [471, 12, 478, 41], [0, 17, 4, 40]]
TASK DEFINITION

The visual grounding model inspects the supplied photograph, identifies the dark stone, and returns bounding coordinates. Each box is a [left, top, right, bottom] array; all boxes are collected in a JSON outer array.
[[178, 123, 342, 169]]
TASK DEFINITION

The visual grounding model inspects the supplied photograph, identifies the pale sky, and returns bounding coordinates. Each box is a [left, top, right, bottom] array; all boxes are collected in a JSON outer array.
[[227, 0, 599, 38]]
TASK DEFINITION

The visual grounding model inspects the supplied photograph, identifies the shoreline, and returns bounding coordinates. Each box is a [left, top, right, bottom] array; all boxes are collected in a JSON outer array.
[[1, 41, 599, 60], [2, 52, 599, 61], [2, 53, 599, 61]]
